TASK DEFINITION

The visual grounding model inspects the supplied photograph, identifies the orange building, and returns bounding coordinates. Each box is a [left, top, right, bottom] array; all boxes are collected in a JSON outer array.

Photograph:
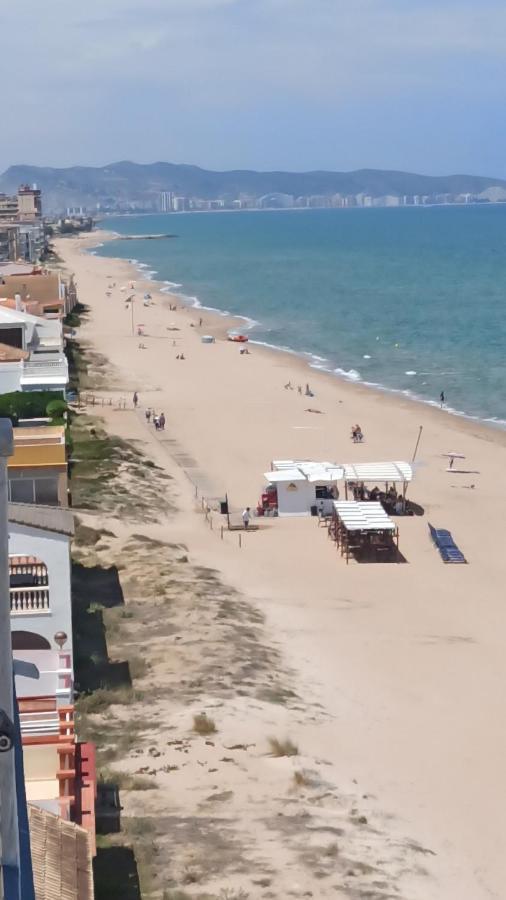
[[8, 425, 69, 506]]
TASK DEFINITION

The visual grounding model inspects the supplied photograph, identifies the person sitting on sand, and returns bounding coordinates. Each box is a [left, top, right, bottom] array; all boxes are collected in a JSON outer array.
[[305, 383, 313, 396]]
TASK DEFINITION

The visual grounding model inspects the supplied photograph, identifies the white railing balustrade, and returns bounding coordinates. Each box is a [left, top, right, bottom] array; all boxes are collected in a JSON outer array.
[[10, 587, 50, 614]]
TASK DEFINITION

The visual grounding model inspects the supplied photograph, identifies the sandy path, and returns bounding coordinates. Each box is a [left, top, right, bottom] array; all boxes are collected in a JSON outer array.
[[59, 232, 506, 899]]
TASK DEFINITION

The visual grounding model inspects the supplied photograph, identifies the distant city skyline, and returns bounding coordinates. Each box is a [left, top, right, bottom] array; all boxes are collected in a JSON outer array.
[[1, 0, 506, 177]]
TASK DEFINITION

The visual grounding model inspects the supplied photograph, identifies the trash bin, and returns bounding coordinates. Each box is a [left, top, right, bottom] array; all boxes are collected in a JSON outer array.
[[310, 505, 318, 517], [220, 500, 229, 515]]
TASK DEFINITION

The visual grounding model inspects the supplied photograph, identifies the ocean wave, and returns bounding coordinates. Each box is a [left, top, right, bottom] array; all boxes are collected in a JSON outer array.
[[334, 367, 362, 381]]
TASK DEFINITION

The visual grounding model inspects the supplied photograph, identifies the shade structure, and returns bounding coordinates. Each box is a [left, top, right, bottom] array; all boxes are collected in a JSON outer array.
[[333, 500, 396, 531], [269, 460, 344, 482], [342, 461, 413, 484], [264, 468, 306, 483]]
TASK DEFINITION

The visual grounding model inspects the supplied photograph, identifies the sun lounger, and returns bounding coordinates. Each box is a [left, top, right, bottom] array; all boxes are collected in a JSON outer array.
[[428, 523, 467, 563]]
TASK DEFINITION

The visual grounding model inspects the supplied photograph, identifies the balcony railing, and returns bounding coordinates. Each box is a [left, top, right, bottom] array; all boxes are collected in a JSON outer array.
[[10, 586, 50, 614]]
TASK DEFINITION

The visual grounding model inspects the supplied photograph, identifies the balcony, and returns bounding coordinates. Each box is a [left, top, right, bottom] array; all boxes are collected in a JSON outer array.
[[21, 354, 68, 388], [10, 586, 50, 614]]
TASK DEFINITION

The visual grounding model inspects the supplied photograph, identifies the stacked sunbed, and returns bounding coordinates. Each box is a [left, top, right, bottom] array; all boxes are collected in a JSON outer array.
[[428, 523, 467, 564]]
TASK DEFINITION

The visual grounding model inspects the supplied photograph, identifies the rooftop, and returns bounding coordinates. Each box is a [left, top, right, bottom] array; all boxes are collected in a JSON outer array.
[[8, 502, 74, 536]]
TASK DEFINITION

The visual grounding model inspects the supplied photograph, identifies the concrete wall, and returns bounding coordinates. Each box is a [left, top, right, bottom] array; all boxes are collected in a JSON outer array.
[[8, 522, 73, 659], [0, 361, 22, 393]]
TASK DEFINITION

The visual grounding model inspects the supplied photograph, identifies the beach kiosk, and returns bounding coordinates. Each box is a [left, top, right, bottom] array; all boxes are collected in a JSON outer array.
[[263, 460, 344, 517]]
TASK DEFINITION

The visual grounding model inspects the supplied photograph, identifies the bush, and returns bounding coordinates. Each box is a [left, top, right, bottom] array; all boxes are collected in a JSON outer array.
[[0, 390, 65, 424], [46, 398, 68, 420], [192, 713, 217, 735], [268, 737, 299, 757]]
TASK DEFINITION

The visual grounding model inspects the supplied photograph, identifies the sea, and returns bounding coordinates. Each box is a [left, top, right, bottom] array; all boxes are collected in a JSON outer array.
[[94, 205, 506, 427]]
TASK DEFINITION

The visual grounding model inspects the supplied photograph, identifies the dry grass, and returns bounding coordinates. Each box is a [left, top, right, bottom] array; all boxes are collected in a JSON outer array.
[[99, 768, 158, 791], [77, 687, 142, 714], [192, 713, 217, 735], [293, 769, 311, 787], [268, 737, 299, 757]]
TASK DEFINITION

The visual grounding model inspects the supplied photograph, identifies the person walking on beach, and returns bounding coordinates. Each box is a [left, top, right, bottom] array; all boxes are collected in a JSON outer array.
[[133, 391, 138, 408], [440, 391, 445, 407], [145, 408, 151, 423], [159, 412, 166, 431], [242, 507, 251, 529]]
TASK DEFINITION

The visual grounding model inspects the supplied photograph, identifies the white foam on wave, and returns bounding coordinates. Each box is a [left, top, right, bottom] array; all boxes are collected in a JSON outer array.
[[363, 354, 371, 359], [405, 370, 417, 375], [334, 367, 362, 381]]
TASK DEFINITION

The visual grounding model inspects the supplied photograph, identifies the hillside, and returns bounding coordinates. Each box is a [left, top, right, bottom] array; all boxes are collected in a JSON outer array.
[[1, 161, 505, 211]]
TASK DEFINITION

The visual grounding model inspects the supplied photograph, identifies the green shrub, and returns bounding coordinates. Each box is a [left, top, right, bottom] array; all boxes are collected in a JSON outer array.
[[46, 398, 68, 419], [0, 390, 65, 424]]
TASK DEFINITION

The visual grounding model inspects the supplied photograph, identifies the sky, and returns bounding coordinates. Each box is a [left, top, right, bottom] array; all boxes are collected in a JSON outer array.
[[2, 0, 506, 177]]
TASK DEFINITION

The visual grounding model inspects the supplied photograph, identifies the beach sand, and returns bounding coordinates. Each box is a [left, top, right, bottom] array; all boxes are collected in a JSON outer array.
[[58, 231, 506, 899]]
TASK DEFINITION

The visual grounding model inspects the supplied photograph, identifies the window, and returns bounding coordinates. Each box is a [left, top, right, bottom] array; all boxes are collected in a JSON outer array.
[[35, 478, 59, 505], [9, 478, 34, 503]]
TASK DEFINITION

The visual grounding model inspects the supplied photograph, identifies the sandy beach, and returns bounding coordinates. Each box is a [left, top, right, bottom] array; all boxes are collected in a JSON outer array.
[[57, 231, 506, 900]]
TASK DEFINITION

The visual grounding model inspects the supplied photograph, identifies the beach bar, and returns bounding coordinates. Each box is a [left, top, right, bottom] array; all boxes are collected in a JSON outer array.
[[260, 459, 413, 518], [261, 460, 344, 517], [331, 500, 399, 563]]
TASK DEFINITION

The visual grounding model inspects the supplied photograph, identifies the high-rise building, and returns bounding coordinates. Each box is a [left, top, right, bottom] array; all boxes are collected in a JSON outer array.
[[17, 185, 42, 222], [160, 191, 174, 212], [0, 194, 19, 223]]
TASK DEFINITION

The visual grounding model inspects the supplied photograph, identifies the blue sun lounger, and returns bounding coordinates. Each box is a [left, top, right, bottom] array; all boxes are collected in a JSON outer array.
[[428, 524, 467, 564]]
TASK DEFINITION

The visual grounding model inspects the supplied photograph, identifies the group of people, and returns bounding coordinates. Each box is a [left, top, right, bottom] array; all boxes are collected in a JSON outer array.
[[351, 423, 364, 442], [134, 395, 166, 431], [284, 382, 314, 396], [351, 482, 405, 514], [145, 408, 166, 430]]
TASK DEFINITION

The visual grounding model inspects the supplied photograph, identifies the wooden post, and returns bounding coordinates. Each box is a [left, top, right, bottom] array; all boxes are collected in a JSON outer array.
[[239, 533, 242, 549], [226, 492, 230, 529], [412, 425, 423, 463], [221, 526, 224, 540]]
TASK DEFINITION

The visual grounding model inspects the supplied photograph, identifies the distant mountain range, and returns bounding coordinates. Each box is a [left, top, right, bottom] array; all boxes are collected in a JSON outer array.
[[1, 161, 506, 212]]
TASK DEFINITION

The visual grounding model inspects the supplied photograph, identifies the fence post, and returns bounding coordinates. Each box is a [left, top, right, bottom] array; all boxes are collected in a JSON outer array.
[[239, 533, 242, 549]]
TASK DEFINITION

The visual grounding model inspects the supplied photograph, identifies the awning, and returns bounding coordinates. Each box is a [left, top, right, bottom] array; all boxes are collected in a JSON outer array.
[[333, 500, 396, 531], [342, 461, 413, 484], [264, 469, 305, 483]]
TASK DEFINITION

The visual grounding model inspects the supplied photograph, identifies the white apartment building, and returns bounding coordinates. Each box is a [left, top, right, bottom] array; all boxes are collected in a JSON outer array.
[[0, 306, 68, 393], [8, 503, 74, 662]]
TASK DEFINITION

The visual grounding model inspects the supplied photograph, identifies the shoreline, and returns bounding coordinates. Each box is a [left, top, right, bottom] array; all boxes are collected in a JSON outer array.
[[90, 227, 506, 445]]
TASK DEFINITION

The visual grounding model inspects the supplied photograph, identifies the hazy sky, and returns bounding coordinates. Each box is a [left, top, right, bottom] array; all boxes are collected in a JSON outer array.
[[2, 0, 506, 176]]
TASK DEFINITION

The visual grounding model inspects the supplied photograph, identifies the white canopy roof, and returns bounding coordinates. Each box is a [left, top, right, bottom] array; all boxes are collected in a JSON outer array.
[[264, 468, 306, 483], [267, 460, 344, 484], [342, 461, 412, 484], [333, 500, 396, 531]]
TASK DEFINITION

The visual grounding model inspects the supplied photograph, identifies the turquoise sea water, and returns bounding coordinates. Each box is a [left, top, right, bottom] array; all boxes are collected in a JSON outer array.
[[95, 206, 506, 426]]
